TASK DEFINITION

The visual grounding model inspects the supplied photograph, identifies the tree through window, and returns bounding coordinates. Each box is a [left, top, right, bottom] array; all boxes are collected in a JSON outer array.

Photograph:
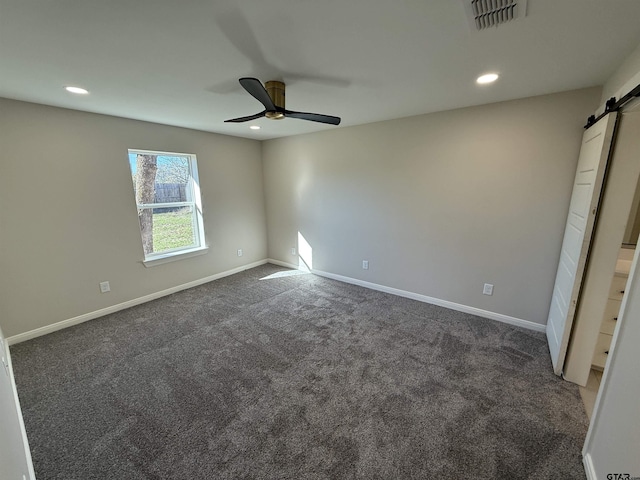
[[128, 149, 205, 262]]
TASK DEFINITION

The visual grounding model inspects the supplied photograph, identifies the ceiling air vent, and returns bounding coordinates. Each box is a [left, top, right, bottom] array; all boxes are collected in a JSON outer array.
[[463, 0, 528, 31]]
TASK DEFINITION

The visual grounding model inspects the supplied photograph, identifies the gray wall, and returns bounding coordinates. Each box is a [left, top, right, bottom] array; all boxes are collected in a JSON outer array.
[[263, 88, 601, 325], [0, 98, 266, 337], [599, 40, 640, 112], [0, 88, 601, 337]]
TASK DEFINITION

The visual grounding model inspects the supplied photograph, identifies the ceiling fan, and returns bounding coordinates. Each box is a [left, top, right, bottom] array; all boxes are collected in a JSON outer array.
[[225, 77, 341, 125]]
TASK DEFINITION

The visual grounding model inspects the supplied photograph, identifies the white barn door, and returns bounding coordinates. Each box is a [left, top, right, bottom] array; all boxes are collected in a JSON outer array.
[[546, 113, 618, 375]]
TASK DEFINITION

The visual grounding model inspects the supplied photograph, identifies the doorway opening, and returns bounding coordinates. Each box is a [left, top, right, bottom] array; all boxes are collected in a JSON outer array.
[[562, 103, 640, 418]]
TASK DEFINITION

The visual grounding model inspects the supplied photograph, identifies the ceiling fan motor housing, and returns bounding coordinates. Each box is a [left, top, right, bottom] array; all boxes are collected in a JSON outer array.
[[265, 81, 285, 119], [225, 77, 340, 125]]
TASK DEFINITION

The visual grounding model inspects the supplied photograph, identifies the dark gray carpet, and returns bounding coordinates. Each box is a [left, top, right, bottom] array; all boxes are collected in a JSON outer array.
[[10, 264, 588, 479]]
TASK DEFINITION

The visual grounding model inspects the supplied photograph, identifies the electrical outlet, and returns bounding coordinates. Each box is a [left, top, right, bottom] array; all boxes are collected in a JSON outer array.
[[99, 281, 111, 293], [291, 247, 296, 255], [237, 249, 243, 257], [362, 260, 369, 270], [483, 283, 494, 296]]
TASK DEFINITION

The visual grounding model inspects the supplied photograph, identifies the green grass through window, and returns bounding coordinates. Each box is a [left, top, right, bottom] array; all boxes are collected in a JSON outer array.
[[152, 209, 195, 252]]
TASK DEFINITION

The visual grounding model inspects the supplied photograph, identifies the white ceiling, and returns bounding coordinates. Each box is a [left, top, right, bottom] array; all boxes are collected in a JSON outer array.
[[1, 0, 640, 140]]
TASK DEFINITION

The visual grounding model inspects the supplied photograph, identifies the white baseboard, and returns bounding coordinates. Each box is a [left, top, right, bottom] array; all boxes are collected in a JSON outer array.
[[311, 269, 546, 333], [6, 260, 268, 345], [582, 453, 596, 480], [267, 258, 302, 270]]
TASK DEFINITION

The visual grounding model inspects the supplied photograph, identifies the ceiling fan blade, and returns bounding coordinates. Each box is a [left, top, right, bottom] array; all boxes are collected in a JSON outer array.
[[239, 78, 276, 111], [224, 111, 266, 123], [284, 109, 341, 125]]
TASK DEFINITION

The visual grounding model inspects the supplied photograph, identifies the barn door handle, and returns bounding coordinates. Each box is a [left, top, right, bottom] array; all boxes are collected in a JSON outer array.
[[620, 290, 625, 294], [613, 317, 618, 321]]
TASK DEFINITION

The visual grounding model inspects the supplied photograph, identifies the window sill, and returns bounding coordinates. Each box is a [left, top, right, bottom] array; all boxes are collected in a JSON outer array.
[[142, 246, 209, 268]]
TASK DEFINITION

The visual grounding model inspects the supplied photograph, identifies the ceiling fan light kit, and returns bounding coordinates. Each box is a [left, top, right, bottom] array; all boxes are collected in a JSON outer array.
[[225, 77, 341, 126]]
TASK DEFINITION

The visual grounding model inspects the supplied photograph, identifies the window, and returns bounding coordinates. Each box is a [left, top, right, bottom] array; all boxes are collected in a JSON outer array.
[[128, 149, 206, 265]]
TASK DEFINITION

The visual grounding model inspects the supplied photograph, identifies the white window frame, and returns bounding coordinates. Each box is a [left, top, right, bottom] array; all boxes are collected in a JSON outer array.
[[128, 149, 207, 267]]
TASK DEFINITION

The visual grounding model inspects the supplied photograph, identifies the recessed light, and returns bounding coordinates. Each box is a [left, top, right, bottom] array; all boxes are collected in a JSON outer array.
[[64, 86, 89, 95], [476, 73, 499, 84], [249, 125, 261, 130]]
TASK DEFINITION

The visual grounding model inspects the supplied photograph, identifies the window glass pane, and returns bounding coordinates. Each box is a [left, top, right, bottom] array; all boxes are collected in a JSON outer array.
[[128, 149, 204, 261], [129, 154, 191, 204], [138, 206, 197, 255], [155, 156, 191, 203]]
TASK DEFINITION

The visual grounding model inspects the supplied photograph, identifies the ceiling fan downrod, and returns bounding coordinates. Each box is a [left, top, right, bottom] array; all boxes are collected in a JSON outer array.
[[265, 81, 285, 119]]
